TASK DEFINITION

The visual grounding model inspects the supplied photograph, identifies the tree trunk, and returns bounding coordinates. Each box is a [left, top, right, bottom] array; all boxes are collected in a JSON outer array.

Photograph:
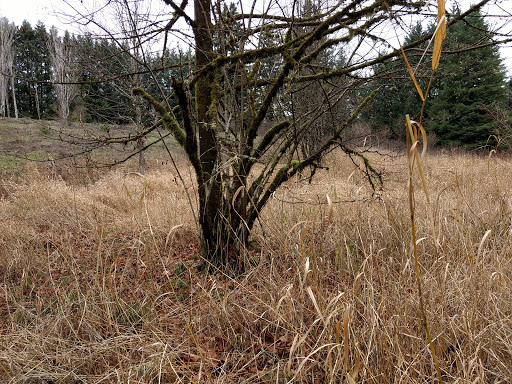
[[134, 81, 145, 174], [0, 79, 5, 117], [194, 0, 215, 175], [34, 83, 41, 120], [199, 196, 249, 271], [5, 84, 9, 117], [137, 137, 146, 174], [193, 0, 239, 269], [11, 75, 18, 118]]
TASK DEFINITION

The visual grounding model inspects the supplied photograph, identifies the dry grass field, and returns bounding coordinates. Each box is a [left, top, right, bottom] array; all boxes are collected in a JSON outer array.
[[0, 130, 511, 382]]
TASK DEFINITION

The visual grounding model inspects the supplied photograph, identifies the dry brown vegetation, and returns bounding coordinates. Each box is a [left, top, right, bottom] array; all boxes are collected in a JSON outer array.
[[1, 143, 511, 383]]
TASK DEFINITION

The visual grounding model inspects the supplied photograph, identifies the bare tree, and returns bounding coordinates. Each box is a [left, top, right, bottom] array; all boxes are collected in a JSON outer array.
[[48, 28, 78, 121], [0, 17, 17, 118], [72, 0, 162, 173], [62, 0, 511, 271], [112, 0, 150, 174], [285, 0, 354, 164]]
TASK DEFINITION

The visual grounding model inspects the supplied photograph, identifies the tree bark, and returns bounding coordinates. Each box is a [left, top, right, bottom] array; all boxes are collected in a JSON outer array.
[[11, 75, 18, 118], [34, 83, 41, 120], [193, 0, 233, 268], [0, 19, 15, 117]]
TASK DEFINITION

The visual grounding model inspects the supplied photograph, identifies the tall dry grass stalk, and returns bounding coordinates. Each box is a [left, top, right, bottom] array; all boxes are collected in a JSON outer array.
[[0, 150, 511, 383], [402, 2, 446, 380]]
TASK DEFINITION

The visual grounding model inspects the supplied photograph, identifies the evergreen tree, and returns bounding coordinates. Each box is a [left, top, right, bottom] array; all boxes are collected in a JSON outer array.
[[1, 18, 58, 119], [13, 21, 55, 119], [428, 10, 508, 148], [363, 21, 430, 140], [508, 78, 512, 110], [75, 36, 132, 124], [143, 48, 194, 115]]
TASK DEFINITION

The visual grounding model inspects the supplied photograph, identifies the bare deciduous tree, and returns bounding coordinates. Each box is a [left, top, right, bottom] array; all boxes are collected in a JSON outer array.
[[73, 0, 163, 173], [61, 0, 511, 272], [130, 0, 391, 271], [113, 0, 150, 174], [48, 28, 78, 121], [0, 17, 17, 118]]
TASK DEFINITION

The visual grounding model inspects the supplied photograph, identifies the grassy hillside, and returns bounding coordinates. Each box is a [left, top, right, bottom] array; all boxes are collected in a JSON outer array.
[[0, 128, 511, 382], [0, 117, 177, 182]]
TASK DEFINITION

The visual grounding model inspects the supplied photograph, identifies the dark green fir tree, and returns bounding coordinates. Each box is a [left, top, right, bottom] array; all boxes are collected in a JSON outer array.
[[427, 9, 508, 148], [13, 21, 54, 119]]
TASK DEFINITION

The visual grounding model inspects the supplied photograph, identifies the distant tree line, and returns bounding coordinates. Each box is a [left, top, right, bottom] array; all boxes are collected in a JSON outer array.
[[0, 9, 511, 149], [0, 18, 193, 125]]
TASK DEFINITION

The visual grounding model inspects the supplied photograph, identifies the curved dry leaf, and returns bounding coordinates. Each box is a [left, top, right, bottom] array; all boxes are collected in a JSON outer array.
[[477, 230, 492, 258], [432, 2, 446, 70], [402, 47, 425, 102], [232, 185, 244, 208]]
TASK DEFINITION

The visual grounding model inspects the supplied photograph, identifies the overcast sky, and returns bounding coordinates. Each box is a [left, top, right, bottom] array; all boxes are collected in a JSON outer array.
[[1, 0, 511, 76], [0, 1, 65, 31]]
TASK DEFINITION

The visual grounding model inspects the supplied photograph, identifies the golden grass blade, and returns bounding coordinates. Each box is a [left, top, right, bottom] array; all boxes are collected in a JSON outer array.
[[401, 47, 425, 102], [165, 224, 184, 248], [352, 271, 364, 297], [412, 132, 430, 203], [288, 334, 299, 365], [124, 171, 145, 178], [231, 185, 244, 208], [488, 149, 497, 170], [437, 0, 446, 38], [342, 304, 350, 375], [306, 286, 326, 327], [290, 343, 336, 382], [300, 221, 312, 263], [284, 220, 308, 263], [415, 158, 429, 204], [303, 257, 310, 287], [324, 194, 333, 228], [406, 115, 419, 171], [409, 141, 419, 160], [432, 0, 447, 70], [336, 317, 342, 344], [414, 121, 428, 158], [432, 15, 446, 70], [408, 121, 434, 228], [0, 361, 11, 379], [407, 117, 437, 246], [276, 283, 293, 314], [477, 230, 492, 259], [350, 354, 361, 380]]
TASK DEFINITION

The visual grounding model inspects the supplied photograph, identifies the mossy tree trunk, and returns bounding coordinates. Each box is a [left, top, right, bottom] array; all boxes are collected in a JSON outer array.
[[192, 0, 228, 268]]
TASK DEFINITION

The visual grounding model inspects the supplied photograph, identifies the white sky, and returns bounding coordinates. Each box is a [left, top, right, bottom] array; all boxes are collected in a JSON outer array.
[[1, 0, 511, 76], [0, 1, 68, 32]]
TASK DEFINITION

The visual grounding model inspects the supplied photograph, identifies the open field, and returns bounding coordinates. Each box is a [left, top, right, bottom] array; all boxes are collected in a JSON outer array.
[[0, 120, 511, 382]]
